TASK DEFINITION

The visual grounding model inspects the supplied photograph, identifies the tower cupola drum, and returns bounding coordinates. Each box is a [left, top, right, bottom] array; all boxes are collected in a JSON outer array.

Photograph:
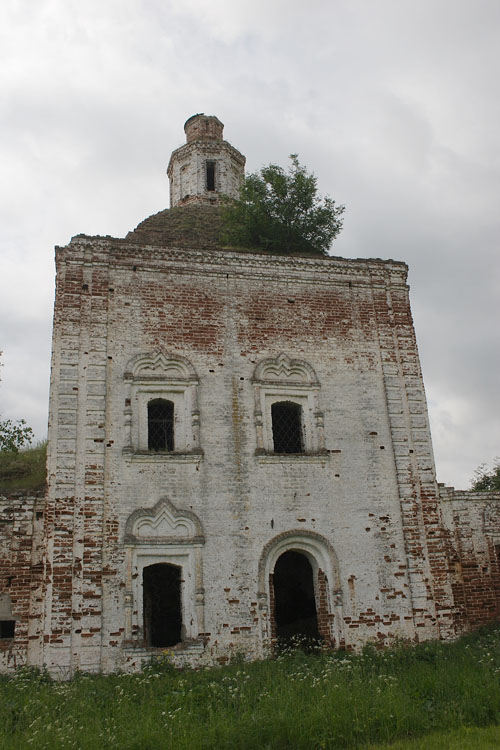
[[167, 114, 245, 207]]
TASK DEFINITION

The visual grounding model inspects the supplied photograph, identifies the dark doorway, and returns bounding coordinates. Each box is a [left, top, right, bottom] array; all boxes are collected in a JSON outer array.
[[143, 563, 182, 647], [148, 399, 174, 452], [271, 401, 304, 453], [273, 550, 320, 642]]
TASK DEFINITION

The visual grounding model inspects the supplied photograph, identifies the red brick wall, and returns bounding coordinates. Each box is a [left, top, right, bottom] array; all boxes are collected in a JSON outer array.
[[0, 489, 44, 669], [440, 486, 500, 634]]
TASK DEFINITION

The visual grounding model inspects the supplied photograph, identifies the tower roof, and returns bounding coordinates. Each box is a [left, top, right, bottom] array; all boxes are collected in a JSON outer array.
[[183, 113, 224, 143]]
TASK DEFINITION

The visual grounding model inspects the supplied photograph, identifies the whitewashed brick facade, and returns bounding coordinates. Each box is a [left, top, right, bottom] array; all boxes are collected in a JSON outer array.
[[1, 117, 500, 675]]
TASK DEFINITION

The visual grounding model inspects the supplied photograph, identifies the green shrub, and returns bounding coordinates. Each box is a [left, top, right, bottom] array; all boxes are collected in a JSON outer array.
[[0, 440, 47, 491], [221, 155, 345, 256]]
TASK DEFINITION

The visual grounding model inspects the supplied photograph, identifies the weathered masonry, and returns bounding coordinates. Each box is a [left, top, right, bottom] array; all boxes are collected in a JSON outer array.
[[1, 114, 499, 675]]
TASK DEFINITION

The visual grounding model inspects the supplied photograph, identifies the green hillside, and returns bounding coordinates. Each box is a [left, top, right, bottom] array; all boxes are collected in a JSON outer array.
[[0, 441, 47, 492]]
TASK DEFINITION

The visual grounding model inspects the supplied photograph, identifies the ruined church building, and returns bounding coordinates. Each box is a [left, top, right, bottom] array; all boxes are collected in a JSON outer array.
[[1, 115, 500, 675]]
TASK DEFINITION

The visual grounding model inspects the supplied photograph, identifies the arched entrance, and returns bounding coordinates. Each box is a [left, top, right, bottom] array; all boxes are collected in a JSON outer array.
[[258, 530, 344, 653], [273, 550, 320, 641], [143, 563, 182, 647]]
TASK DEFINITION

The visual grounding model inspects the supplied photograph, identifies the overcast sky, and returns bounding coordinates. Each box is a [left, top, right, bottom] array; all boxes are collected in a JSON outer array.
[[0, 0, 498, 489]]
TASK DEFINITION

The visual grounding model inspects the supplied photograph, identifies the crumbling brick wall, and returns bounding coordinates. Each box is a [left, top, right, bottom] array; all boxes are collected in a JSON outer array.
[[440, 485, 500, 632], [0, 489, 45, 670]]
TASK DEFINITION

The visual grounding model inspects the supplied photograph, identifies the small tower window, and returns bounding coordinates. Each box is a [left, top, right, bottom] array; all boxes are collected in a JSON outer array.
[[206, 161, 216, 191], [148, 399, 174, 452], [271, 401, 304, 454], [180, 164, 188, 199]]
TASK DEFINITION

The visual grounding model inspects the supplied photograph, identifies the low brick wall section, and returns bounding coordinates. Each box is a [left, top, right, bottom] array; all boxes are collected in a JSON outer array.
[[0, 488, 45, 670], [439, 485, 500, 633]]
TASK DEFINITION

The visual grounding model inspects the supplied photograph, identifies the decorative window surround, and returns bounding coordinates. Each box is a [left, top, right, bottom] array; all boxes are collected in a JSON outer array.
[[123, 498, 205, 646], [122, 351, 202, 458], [252, 353, 326, 455]]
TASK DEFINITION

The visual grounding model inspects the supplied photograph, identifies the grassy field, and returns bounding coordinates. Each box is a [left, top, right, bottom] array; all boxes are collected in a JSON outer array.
[[1, 626, 500, 749], [0, 441, 46, 492], [368, 725, 500, 749]]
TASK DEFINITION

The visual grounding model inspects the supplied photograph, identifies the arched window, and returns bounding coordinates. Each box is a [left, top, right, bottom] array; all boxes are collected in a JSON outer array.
[[271, 401, 304, 453], [148, 399, 174, 452], [123, 352, 201, 456], [252, 353, 325, 456]]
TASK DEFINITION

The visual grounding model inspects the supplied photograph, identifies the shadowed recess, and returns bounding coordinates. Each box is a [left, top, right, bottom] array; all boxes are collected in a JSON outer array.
[[274, 550, 320, 641]]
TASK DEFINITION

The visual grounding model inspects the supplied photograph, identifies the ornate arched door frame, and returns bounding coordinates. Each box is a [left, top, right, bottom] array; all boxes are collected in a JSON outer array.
[[257, 530, 343, 651]]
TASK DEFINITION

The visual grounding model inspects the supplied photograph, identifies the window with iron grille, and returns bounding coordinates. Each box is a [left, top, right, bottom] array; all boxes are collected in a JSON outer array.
[[148, 399, 174, 451], [271, 401, 304, 454]]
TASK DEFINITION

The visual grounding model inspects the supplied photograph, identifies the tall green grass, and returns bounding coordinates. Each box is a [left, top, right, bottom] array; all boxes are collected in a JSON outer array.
[[367, 724, 500, 749], [1, 626, 500, 749], [0, 440, 47, 492]]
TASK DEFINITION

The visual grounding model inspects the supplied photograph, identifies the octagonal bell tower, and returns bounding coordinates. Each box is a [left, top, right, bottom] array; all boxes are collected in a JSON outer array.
[[167, 114, 246, 207]]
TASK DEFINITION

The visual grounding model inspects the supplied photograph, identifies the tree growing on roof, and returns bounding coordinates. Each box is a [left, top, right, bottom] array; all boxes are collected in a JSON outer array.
[[221, 154, 344, 256]]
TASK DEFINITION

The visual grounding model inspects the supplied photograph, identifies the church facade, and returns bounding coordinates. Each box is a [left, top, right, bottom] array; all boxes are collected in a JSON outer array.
[[1, 115, 500, 675]]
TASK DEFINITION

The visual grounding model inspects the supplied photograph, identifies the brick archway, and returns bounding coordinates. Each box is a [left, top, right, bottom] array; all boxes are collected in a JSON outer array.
[[257, 530, 343, 648]]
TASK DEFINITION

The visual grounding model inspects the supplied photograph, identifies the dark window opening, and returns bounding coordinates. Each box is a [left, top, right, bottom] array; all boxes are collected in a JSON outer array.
[[143, 563, 182, 647], [148, 399, 174, 452], [0, 621, 15, 639], [206, 161, 216, 191], [271, 401, 304, 453], [180, 165, 188, 200], [273, 550, 319, 642]]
